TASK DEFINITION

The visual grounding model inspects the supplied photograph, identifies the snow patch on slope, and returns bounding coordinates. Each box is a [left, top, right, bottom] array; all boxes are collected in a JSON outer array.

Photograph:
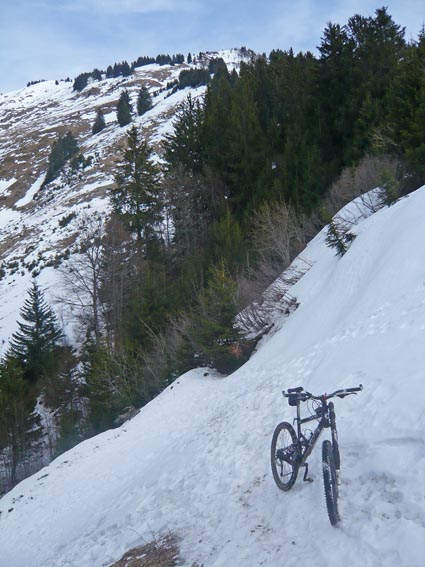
[[0, 177, 17, 195], [15, 175, 44, 208]]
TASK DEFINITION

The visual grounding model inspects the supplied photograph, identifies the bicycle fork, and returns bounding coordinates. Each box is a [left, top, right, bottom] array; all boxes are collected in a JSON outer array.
[[329, 402, 341, 486]]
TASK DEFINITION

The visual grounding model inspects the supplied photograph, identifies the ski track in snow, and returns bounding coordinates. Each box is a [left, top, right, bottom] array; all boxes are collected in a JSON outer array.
[[0, 186, 425, 566]]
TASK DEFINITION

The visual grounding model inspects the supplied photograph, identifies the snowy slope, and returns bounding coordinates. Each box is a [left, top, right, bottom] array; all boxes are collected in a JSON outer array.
[[0, 49, 249, 353], [1, 185, 425, 567]]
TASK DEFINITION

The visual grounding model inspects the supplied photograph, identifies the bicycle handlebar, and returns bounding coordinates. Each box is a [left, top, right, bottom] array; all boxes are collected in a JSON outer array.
[[283, 384, 363, 401]]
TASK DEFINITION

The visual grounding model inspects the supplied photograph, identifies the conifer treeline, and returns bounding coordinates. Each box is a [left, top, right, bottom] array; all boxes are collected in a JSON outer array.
[[193, 7, 423, 214], [73, 53, 186, 91]]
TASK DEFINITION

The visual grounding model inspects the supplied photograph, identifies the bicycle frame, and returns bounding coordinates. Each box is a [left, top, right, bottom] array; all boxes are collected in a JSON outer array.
[[293, 399, 338, 477]]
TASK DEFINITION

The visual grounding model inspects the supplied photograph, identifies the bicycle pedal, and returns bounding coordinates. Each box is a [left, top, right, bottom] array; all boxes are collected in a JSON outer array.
[[304, 477, 314, 483]]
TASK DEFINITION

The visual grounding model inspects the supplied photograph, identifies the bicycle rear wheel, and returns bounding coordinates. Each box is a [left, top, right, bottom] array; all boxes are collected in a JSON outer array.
[[322, 439, 340, 526], [271, 422, 299, 491]]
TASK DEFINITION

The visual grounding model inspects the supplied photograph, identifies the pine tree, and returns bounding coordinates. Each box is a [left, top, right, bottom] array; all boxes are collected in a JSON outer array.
[[347, 7, 405, 100], [42, 131, 79, 187], [0, 359, 41, 486], [226, 73, 267, 210], [92, 108, 106, 135], [7, 281, 63, 382], [137, 85, 152, 116], [73, 73, 90, 92], [325, 219, 355, 257], [91, 68, 102, 81], [378, 171, 399, 206], [178, 68, 211, 88], [203, 74, 235, 177], [190, 262, 247, 374], [206, 207, 245, 268], [117, 89, 133, 127], [387, 29, 425, 181], [163, 93, 204, 173], [123, 61, 132, 77], [81, 341, 117, 434], [111, 126, 163, 253], [317, 22, 356, 174]]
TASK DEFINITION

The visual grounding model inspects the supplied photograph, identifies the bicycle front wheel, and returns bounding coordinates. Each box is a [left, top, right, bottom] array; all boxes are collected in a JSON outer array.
[[271, 422, 299, 491], [322, 439, 340, 526]]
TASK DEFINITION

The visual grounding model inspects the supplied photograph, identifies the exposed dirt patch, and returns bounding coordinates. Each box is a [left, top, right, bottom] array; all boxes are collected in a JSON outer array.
[[108, 533, 200, 567]]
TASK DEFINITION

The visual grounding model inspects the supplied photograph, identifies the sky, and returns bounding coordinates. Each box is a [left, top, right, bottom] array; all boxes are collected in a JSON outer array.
[[1, 0, 424, 93]]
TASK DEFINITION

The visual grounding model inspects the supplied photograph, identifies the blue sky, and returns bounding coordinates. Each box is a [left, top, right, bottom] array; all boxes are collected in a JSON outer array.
[[1, 0, 424, 93]]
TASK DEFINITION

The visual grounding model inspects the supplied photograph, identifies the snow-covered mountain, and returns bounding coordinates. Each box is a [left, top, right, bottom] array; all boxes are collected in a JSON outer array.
[[0, 182, 424, 567], [0, 48, 250, 353]]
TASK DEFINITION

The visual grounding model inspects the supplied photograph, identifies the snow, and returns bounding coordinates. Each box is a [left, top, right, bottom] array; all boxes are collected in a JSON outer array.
[[0, 177, 17, 195], [15, 175, 44, 208], [0, 206, 20, 227], [1, 185, 425, 567]]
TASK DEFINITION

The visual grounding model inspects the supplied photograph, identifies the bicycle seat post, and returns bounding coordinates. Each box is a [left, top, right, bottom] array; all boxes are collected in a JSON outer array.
[[295, 399, 302, 438]]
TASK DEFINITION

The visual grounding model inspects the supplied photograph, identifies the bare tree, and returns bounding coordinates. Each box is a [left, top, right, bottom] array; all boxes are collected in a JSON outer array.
[[324, 154, 401, 219], [251, 200, 306, 269], [100, 213, 152, 351], [59, 213, 106, 344]]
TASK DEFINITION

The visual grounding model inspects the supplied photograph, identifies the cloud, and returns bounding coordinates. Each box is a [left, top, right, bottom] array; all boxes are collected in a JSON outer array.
[[61, 0, 200, 14]]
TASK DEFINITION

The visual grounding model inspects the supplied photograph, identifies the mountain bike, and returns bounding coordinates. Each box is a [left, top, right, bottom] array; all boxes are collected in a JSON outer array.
[[271, 384, 363, 526]]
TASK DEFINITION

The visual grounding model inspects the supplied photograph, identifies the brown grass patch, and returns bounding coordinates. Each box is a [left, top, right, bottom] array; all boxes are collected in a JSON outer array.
[[108, 533, 200, 567]]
